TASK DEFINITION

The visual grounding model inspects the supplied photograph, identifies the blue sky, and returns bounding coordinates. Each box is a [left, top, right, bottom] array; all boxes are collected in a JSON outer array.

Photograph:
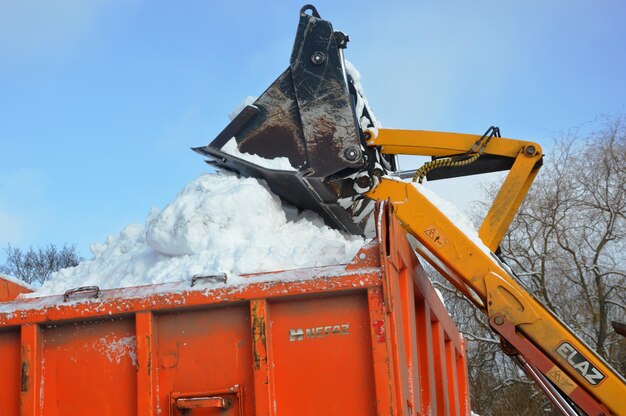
[[1, 0, 625, 260]]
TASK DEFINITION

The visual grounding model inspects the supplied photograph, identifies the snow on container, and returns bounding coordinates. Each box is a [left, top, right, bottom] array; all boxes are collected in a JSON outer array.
[[0, 204, 470, 415]]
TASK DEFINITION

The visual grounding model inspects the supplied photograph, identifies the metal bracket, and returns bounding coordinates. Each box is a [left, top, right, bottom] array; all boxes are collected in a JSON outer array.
[[191, 273, 227, 287], [63, 286, 100, 302]]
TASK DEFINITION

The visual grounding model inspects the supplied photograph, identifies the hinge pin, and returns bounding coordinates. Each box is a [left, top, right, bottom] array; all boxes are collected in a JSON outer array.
[[525, 145, 536, 156]]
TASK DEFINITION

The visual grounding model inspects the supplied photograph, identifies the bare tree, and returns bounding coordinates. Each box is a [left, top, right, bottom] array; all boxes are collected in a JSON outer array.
[[433, 276, 557, 415], [498, 117, 626, 367], [1, 243, 83, 285], [433, 115, 626, 413]]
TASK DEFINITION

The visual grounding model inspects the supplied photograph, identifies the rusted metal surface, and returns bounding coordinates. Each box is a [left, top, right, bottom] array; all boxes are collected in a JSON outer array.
[[136, 311, 157, 415], [0, 204, 470, 415], [200, 7, 364, 178], [20, 324, 41, 416], [250, 299, 275, 416], [192, 8, 392, 236]]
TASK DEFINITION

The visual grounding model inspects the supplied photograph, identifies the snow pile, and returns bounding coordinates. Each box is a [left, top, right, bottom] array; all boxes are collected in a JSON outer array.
[[222, 138, 297, 171], [35, 173, 365, 296], [222, 96, 298, 171], [345, 60, 382, 131]]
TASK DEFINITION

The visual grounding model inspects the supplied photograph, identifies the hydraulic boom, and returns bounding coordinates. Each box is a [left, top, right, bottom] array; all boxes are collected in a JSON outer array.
[[195, 5, 626, 414]]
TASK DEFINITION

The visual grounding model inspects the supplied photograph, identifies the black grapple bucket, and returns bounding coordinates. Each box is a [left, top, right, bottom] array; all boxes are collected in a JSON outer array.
[[193, 5, 394, 235]]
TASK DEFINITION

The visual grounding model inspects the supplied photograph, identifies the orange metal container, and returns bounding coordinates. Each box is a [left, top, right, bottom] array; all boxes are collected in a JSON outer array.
[[0, 205, 470, 415], [0, 273, 33, 302]]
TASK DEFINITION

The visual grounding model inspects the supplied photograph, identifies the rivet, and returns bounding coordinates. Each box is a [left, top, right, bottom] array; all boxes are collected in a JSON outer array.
[[344, 147, 361, 161], [311, 51, 326, 65]]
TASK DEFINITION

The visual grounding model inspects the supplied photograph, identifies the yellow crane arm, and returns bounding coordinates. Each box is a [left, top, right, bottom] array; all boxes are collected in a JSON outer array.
[[364, 129, 626, 416], [367, 128, 542, 252]]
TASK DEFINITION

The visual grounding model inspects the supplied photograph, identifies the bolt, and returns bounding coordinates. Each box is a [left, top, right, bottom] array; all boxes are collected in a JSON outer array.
[[525, 145, 536, 156], [344, 147, 360, 161], [355, 175, 372, 189], [311, 51, 326, 65], [494, 316, 504, 325]]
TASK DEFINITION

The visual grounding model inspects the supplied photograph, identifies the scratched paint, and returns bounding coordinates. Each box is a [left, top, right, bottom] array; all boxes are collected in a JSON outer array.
[[94, 335, 137, 366]]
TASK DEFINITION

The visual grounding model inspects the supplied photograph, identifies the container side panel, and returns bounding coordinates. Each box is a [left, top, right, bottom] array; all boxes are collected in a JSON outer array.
[[136, 311, 157, 416], [41, 318, 137, 416], [155, 305, 254, 415], [432, 321, 450, 416], [457, 339, 470, 416], [415, 300, 436, 414], [271, 292, 377, 415], [385, 263, 412, 414], [367, 287, 395, 415], [445, 339, 460, 415], [0, 279, 32, 302], [398, 267, 421, 413], [21, 324, 42, 416], [250, 299, 276, 416], [0, 329, 20, 415]]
